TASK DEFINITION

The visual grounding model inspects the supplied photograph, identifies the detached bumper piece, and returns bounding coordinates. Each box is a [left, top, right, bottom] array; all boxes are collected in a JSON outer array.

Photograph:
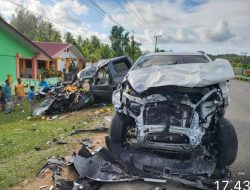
[[38, 138, 231, 190]]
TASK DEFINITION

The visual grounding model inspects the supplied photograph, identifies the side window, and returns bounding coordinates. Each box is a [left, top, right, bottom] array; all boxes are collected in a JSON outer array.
[[96, 66, 110, 86], [113, 59, 130, 73]]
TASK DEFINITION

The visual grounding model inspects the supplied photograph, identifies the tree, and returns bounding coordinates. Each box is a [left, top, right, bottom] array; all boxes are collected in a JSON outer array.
[[36, 20, 62, 42], [76, 35, 83, 46], [91, 35, 101, 49], [10, 8, 38, 40], [99, 44, 115, 59], [109, 25, 129, 56], [125, 37, 142, 61], [64, 32, 76, 44]]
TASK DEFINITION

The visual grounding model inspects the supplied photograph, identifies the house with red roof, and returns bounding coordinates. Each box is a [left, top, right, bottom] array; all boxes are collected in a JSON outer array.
[[33, 42, 85, 78]]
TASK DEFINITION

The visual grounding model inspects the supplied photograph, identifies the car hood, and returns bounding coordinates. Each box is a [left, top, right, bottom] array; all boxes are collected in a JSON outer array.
[[33, 98, 55, 116], [127, 59, 235, 93]]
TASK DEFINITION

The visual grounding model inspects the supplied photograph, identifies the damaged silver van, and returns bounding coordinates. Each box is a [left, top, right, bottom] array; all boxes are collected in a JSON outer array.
[[111, 52, 238, 186]]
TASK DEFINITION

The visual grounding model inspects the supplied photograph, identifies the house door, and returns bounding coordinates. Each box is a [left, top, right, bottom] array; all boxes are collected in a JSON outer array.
[[19, 59, 32, 78]]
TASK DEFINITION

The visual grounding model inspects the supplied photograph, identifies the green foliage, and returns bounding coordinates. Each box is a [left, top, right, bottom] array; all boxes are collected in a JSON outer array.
[[10, 9, 142, 62], [125, 36, 142, 61], [36, 20, 62, 42], [76, 35, 115, 62], [11, 8, 62, 42], [109, 25, 130, 56], [10, 8, 38, 40], [64, 32, 75, 44], [208, 53, 250, 65]]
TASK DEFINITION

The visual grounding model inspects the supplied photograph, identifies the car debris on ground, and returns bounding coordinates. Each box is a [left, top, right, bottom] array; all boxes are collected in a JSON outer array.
[[69, 127, 109, 136], [79, 138, 94, 148], [38, 136, 232, 190]]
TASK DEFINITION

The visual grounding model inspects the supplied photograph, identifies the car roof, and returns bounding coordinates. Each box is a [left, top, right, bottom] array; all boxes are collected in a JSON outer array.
[[145, 51, 205, 56], [97, 55, 129, 69]]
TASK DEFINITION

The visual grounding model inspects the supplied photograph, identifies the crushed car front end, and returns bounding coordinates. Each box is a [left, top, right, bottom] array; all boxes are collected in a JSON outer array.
[[111, 52, 237, 183]]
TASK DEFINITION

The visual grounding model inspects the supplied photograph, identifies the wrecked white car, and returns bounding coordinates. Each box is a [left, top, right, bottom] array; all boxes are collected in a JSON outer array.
[[38, 52, 238, 190], [109, 52, 238, 187]]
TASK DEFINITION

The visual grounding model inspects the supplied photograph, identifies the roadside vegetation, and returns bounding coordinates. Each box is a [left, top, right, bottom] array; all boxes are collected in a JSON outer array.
[[209, 54, 250, 81], [0, 100, 113, 189]]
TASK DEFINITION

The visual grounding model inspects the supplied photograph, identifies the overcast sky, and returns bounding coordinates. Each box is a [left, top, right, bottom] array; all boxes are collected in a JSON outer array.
[[0, 0, 249, 54]]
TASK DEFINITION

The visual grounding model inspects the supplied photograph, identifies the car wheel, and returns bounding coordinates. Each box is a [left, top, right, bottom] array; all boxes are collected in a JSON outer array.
[[110, 112, 127, 145], [217, 118, 238, 168]]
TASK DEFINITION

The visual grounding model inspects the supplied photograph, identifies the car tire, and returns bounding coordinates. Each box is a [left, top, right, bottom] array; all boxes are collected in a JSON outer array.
[[110, 112, 127, 145], [217, 118, 238, 168]]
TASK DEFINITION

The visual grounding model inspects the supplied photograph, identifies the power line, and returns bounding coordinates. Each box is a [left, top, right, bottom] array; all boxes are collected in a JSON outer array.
[[6, 0, 88, 34], [86, 0, 129, 31], [5, 0, 111, 44], [114, 0, 140, 28], [126, 0, 154, 34]]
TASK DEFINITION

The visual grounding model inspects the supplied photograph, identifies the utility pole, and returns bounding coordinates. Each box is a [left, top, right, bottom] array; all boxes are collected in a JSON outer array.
[[154, 35, 162, 52], [132, 30, 135, 61], [241, 52, 248, 75]]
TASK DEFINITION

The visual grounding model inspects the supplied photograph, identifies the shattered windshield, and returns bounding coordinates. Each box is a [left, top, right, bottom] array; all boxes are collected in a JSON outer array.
[[132, 55, 210, 70], [77, 66, 97, 80]]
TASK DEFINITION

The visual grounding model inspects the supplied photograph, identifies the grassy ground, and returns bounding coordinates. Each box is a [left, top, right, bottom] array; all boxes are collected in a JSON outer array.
[[0, 100, 112, 189]]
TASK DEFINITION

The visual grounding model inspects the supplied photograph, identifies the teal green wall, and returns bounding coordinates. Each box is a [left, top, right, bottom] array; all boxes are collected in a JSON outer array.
[[0, 28, 36, 85]]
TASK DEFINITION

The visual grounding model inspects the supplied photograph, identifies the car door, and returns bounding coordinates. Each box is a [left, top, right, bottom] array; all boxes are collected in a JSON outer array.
[[92, 65, 114, 100], [109, 57, 134, 86]]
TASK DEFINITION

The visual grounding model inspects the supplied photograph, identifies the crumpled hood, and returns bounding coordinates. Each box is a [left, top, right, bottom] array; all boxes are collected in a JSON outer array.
[[127, 59, 235, 93]]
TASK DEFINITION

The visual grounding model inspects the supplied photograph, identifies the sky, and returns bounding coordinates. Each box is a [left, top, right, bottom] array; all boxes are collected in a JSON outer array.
[[0, 0, 249, 54]]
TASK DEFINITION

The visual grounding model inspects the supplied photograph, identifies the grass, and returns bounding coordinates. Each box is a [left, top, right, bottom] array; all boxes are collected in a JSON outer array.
[[0, 99, 112, 189]]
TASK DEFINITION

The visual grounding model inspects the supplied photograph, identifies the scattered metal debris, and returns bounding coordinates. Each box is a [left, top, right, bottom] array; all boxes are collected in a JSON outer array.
[[104, 116, 112, 122], [46, 115, 59, 121], [54, 174, 103, 190], [70, 127, 109, 136], [37, 156, 66, 176], [79, 139, 94, 148], [38, 185, 48, 189]]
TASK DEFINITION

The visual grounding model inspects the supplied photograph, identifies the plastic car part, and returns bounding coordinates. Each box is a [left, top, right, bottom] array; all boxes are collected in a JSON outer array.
[[72, 137, 231, 189]]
